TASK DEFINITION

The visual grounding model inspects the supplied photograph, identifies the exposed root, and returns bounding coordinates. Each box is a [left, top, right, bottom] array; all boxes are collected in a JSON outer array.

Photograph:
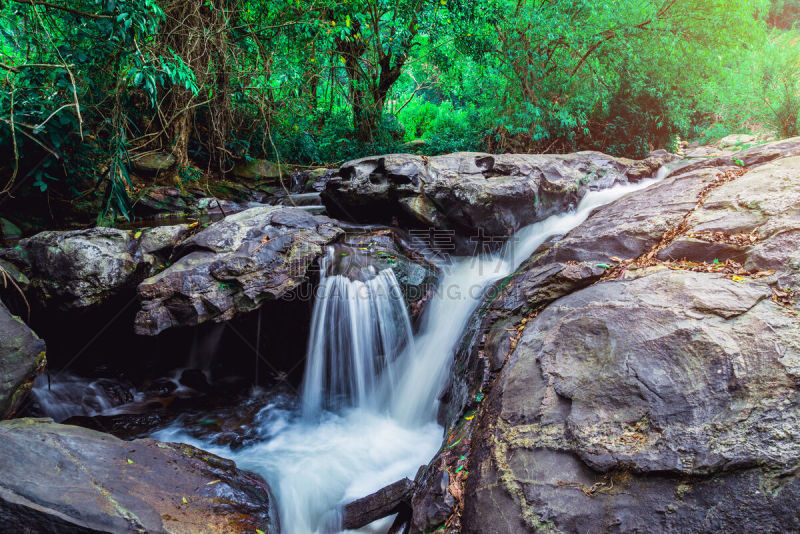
[[0, 264, 30, 321]]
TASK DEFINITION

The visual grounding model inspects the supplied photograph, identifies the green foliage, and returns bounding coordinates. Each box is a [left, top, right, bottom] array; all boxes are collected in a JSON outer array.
[[0, 0, 794, 226], [0, 0, 194, 221], [702, 30, 800, 140]]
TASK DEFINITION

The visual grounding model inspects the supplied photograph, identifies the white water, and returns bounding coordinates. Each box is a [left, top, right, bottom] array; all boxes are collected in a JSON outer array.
[[302, 248, 415, 418], [155, 172, 667, 533], [27, 372, 145, 422]]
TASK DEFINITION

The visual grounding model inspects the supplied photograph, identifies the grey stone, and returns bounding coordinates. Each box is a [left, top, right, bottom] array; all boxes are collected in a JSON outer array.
[[0, 418, 277, 533], [135, 206, 343, 335], [0, 301, 45, 418], [323, 151, 678, 244]]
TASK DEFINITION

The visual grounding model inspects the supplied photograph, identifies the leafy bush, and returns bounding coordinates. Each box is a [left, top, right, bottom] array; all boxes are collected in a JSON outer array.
[[704, 31, 800, 140]]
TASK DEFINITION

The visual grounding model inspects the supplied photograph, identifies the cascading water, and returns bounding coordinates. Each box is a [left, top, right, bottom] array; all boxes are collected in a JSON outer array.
[[302, 247, 415, 417], [154, 171, 669, 533]]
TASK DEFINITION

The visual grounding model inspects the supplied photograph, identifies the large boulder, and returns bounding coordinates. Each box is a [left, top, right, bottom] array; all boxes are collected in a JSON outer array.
[[0, 418, 277, 533], [135, 206, 343, 335], [323, 151, 677, 246], [19, 228, 144, 310], [0, 300, 45, 418], [410, 138, 800, 533], [15, 226, 191, 311], [462, 268, 800, 533]]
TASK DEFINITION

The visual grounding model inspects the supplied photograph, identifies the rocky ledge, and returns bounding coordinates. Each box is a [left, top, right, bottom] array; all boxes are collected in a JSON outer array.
[[410, 137, 800, 533], [0, 418, 277, 533], [134, 206, 343, 335], [323, 150, 677, 248]]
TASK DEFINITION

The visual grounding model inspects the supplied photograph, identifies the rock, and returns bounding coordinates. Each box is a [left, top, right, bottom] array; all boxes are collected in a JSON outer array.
[[137, 186, 193, 215], [462, 268, 800, 533], [716, 133, 758, 149], [0, 258, 30, 293], [323, 151, 678, 248], [337, 229, 440, 316], [195, 197, 246, 214], [4, 221, 199, 315], [735, 136, 800, 167], [277, 192, 322, 207], [0, 217, 22, 240], [232, 159, 287, 182], [0, 418, 277, 533], [437, 165, 730, 432], [656, 237, 748, 263], [135, 206, 343, 335], [138, 224, 192, 266], [681, 155, 800, 288], [210, 181, 266, 204], [16, 224, 193, 311], [543, 165, 730, 264], [342, 478, 414, 530], [0, 300, 46, 418], [411, 469, 456, 532], [19, 228, 145, 310], [131, 152, 176, 174], [412, 141, 800, 532]]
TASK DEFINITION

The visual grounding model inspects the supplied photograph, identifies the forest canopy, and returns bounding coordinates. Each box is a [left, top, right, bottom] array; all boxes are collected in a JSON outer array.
[[1, 0, 798, 222]]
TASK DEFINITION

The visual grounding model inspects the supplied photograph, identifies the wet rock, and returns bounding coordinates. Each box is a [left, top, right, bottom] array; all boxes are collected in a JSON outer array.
[[342, 478, 415, 530], [135, 206, 343, 335], [411, 469, 456, 532], [338, 228, 440, 316], [462, 269, 800, 533], [323, 151, 677, 247], [0, 418, 277, 533], [131, 151, 176, 174], [63, 412, 172, 440], [180, 369, 213, 393], [0, 300, 46, 418]]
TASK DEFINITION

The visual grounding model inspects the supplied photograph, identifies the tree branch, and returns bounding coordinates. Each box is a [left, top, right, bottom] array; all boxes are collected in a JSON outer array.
[[11, 0, 112, 19]]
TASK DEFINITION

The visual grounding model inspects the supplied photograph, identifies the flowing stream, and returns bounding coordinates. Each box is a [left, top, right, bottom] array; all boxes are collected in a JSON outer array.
[[151, 170, 668, 534]]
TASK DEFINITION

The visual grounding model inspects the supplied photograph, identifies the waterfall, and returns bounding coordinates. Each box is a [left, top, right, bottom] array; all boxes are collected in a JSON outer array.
[[153, 170, 671, 534], [390, 176, 667, 424], [301, 247, 415, 417]]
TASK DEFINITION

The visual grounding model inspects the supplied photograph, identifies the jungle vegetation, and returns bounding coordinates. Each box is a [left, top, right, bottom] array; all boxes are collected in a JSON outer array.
[[1, 0, 798, 222]]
